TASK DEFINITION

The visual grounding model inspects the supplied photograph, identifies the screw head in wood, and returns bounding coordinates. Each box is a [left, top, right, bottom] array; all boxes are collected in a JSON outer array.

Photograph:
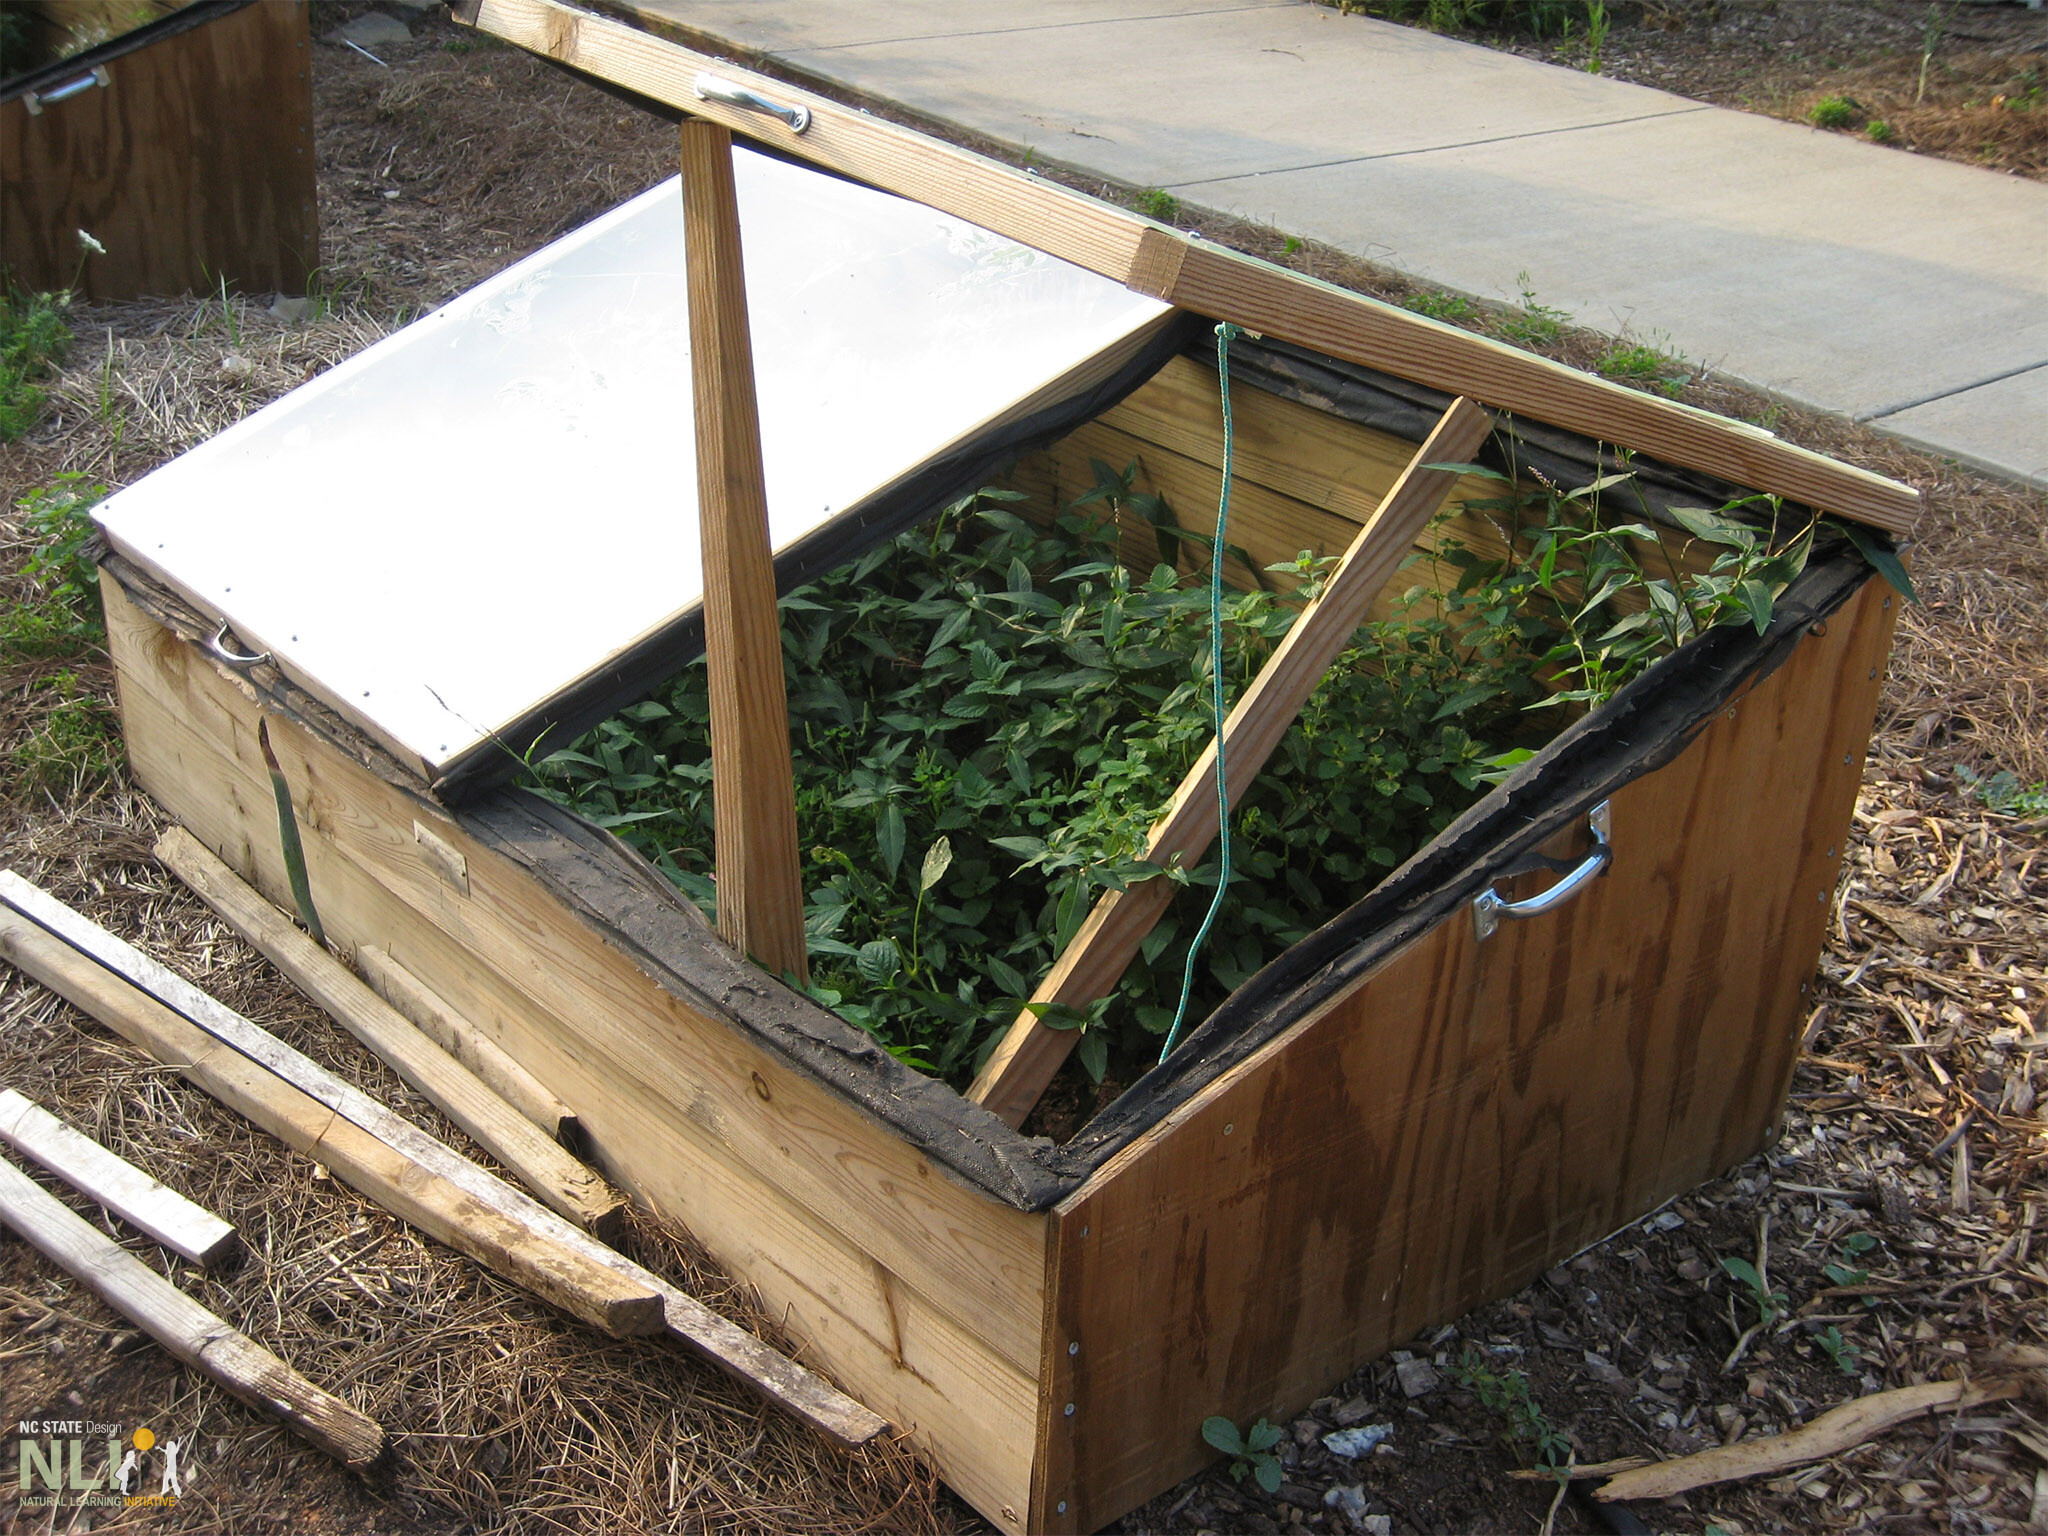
[[1068, 1341, 1079, 1355], [1064, 1402, 1075, 1416]]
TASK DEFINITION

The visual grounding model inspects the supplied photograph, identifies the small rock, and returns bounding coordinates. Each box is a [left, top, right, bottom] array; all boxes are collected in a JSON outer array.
[[1323, 1483, 1369, 1523], [63, 1390, 84, 1409], [218, 353, 254, 379], [477, 1437, 512, 1477], [1332, 1394, 1376, 1427], [1644, 1209, 1685, 1232], [1676, 1255, 1710, 1282], [1745, 1372, 1770, 1401], [1394, 1358, 1440, 1398], [1322, 1423, 1394, 1459], [1290, 1418, 1322, 1448], [45, 1337, 66, 1358], [1582, 1351, 1627, 1387], [267, 294, 310, 323], [330, 11, 412, 48], [1362, 1518, 1393, 1536]]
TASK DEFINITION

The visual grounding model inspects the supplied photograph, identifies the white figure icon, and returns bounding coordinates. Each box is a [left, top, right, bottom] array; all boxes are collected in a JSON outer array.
[[115, 1448, 137, 1493], [159, 1439, 182, 1497]]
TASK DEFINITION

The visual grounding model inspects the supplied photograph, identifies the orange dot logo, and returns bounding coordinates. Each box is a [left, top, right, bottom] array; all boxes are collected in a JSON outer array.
[[132, 1427, 156, 1451]]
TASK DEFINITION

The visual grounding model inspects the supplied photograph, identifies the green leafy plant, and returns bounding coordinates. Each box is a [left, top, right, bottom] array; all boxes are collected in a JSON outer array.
[[1140, 188, 1181, 222], [6, 475, 109, 660], [13, 671, 117, 793], [0, 283, 73, 443], [1594, 341, 1690, 398], [1451, 1347, 1572, 1475], [1201, 1414, 1283, 1493], [1499, 271, 1570, 348], [1810, 95, 1860, 130], [1401, 289, 1474, 323], [1582, 0, 1609, 72], [1721, 1254, 1787, 1330], [1816, 1325, 1862, 1376], [1956, 765, 2048, 820], [1867, 119, 1896, 143], [532, 460, 1835, 1099]]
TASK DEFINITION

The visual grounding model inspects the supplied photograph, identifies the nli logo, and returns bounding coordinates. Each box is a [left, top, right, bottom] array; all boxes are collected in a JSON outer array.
[[14, 1420, 184, 1508]]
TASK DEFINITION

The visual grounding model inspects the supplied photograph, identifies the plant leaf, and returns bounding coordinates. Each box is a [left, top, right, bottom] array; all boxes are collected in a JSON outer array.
[[877, 802, 906, 881], [855, 939, 902, 986], [919, 835, 954, 893], [1254, 1457, 1282, 1494], [1836, 519, 1918, 603], [1201, 1416, 1245, 1456]]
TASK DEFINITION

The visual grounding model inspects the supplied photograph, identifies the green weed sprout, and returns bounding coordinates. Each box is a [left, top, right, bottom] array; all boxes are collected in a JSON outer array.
[[1201, 1415, 1283, 1493]]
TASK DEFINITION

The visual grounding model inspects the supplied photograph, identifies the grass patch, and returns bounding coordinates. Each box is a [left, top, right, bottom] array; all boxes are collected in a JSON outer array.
[[4, 474, 109, 661], [1594, 341, 1691, 399], [1499, 271, 1571, 348], [1401, 289, 1475, 323], [12, 670, 118, 794], [1810, 95, 1861, 130], [1139, 188, 1181, 222]]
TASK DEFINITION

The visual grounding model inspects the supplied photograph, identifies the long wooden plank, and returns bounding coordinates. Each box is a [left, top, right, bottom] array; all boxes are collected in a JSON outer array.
[[681, 118, 809, 982], [459, 0, 1919, 535], [356, 945, 581, 1147], [154, 828, 624, 1237], [968, 397, 1495, 1127], [0, 1153, 384, 1467], [0, 1087, 239, 1267], [0, 901, 664, 1340], [1029, 575, 1899, 1532], [0, 869, 886, 1445]]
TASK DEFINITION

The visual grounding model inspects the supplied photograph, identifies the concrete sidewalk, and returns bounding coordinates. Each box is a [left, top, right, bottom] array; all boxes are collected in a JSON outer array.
[[641, 0, 2048, 490]]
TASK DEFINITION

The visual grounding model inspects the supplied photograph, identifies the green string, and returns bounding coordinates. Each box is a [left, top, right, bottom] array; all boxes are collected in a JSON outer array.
[[1159, 321, 1242, 1065]]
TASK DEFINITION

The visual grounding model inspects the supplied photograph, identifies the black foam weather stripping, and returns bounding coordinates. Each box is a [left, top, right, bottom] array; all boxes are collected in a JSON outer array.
[[426, 307, 1204, 802]]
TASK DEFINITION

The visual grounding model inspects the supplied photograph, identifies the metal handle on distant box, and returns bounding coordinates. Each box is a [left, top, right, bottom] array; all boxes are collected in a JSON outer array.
[[24, 66, 110, 116], [691, 73, 810, 134], [1472, 800, 1611, 941]]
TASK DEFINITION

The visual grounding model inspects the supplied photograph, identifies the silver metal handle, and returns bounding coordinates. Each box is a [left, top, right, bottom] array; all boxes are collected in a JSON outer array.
[[24, 66, 110, 116], [1472, 800, 1611, 941], [692, 72, 810, 134], [206, 621, 271, 670]]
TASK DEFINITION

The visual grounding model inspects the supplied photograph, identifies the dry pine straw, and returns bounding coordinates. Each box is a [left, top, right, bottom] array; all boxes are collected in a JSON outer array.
[[1, 8, 2045, 1535]]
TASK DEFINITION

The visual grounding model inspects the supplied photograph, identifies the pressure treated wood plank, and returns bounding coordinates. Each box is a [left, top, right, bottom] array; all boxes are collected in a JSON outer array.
[[969, 398, 1495, 1127], [0, 901, 665, 1340], [0, 1087, 239, 1267], [681, 118, 808, 982], [153, 828, 625, 1237], [1029, 576, 1900, 1532], [0, 1152, 382, 1467], [357, 945, 581, 1147], [103, 579, 1037, 1525], [459, 0, 1920, 536]]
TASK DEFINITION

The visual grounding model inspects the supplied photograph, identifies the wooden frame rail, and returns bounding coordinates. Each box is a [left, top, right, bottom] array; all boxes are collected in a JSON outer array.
[[457, 0, 1920, 536], [968, 397, 1496, 1126]]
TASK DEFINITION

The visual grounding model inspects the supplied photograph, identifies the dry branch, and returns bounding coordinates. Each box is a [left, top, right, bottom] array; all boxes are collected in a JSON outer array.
[[156, 830, 624, 1238], [0, 1086, 239, 1267], [1594, 1378, 2025, 1502], [0, 1151, 386, 1467]]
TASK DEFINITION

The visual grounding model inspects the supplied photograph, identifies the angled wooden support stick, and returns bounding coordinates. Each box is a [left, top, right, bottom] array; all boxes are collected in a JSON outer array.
[[682, 117, 808, 983], [967, 396, 1496, 1127], [0, 1153, 386, 1468]]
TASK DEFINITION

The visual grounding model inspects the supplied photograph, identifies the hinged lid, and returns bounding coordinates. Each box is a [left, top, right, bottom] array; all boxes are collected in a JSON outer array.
[[95, 147, 1173, 791]]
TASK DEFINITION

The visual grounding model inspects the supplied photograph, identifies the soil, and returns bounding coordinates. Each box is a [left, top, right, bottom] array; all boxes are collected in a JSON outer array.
[[1476, 0, 2048, 181], [2, 4, 2044, 1536]]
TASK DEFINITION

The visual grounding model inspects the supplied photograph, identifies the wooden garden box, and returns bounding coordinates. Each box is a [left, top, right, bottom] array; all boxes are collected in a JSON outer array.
[[92, 7, 1920, 1530]]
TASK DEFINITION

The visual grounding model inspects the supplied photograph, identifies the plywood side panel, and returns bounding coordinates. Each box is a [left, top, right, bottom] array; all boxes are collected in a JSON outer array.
[[0, 1, 316, 299], [1031, 577, 1898, 1532], [104, 579, 1045, 1533]]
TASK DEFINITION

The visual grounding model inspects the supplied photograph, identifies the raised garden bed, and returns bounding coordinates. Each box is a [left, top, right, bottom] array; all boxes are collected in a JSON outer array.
[[89, 8, 1922, 1531]]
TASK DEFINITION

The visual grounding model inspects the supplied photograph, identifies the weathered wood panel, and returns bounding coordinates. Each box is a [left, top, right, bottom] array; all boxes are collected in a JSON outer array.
[[1031, 575, 1898, 1532], [103, 577, 1046, 1533], [0, 1, 315, 299]]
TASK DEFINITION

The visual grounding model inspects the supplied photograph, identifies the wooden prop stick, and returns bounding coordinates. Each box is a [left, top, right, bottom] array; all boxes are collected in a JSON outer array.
[[0, 867, 889, 1445], [155, 831, 625, 1240], [681, 117, 809, 983], [356, 945, 581, 1149], [0, 900, 665, 1340], [0, 1087, 239, 1268], [0, 1153, 386, 1468], [968, 397, 1496, 1127]]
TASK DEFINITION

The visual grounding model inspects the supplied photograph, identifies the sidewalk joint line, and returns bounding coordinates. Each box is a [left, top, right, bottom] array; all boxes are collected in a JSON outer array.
[[1856, 358, 2048, 422], [1161, 104, 1713, 188], [788, 4, 1290, 56]]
